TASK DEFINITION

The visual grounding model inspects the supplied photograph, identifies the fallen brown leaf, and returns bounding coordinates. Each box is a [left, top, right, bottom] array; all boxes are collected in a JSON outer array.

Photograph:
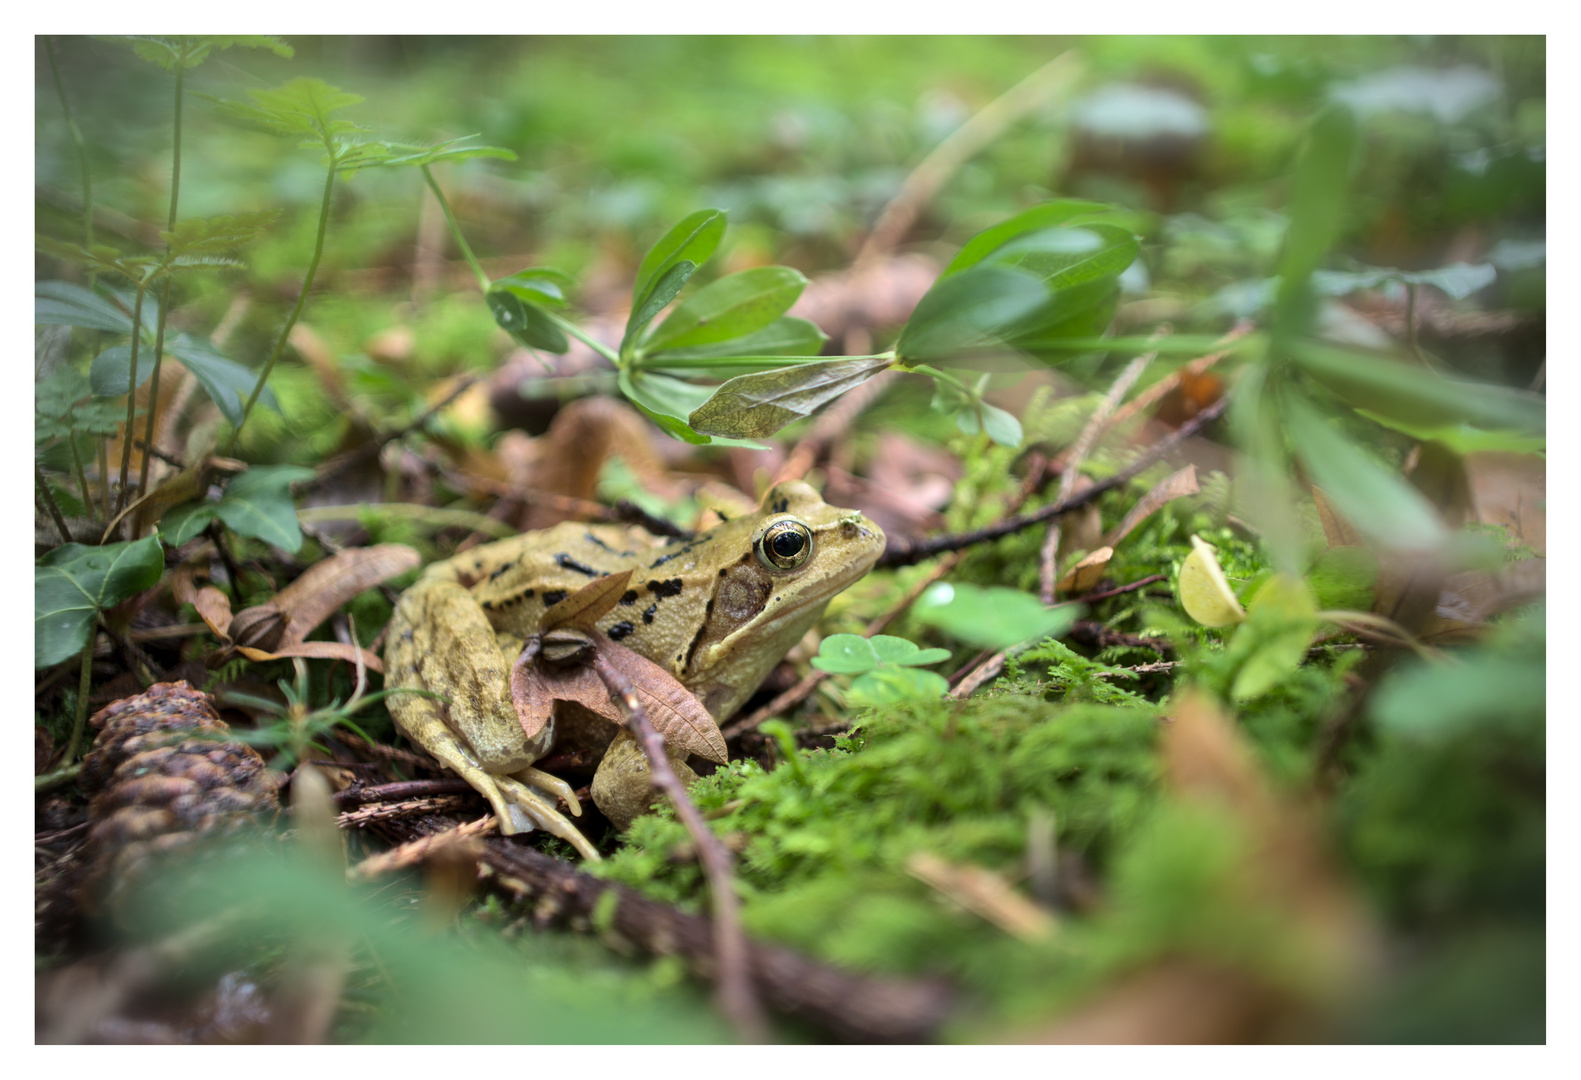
[[1102, 464, 1199, 548], [906, 851, 1056, 942]]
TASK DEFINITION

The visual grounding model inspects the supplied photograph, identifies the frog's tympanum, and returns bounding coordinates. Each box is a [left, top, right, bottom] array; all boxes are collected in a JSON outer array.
[[385, 481, 884, 859]]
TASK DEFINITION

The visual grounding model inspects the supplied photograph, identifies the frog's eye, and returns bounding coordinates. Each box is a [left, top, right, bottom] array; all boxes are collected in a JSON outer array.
[[756, 518, 814, 571]]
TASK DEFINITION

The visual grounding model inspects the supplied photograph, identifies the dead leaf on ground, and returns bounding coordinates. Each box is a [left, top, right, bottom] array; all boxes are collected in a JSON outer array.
[[1103, 464, 1199, 548], [906, 851, 1056, 942], [1057, 546, 1113, 595], [1466, 450, 1545, 555], [540, 569, 634, 633]]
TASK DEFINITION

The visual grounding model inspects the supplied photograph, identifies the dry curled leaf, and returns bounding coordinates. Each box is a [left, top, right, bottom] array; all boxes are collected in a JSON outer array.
[[540, 569, 633, 633], [1057, 546, 1113, 595], [906, 851, 1056, 942], [1103, 464, 1199, 548], [267, 544, 420, 647]]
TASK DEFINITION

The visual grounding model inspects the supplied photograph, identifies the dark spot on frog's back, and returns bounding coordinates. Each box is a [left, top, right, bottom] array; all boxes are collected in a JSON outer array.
[[620, 590, 639, 606], [608, 621, 635, 641], [554, 553, 600, 577], [648, 578, 684, 599], [642, 603, 657, 624], [542, 589, 568, 607]]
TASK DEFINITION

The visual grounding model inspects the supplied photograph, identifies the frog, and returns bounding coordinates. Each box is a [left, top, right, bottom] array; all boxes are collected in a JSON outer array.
[[384, 480, 885, 860]]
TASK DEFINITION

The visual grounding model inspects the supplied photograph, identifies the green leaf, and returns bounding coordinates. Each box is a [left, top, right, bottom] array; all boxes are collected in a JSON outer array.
[[1291, 341, 1544, 434], [203, 78, 365, 146], [160, 211, 283, 259], [1305, 545, 1379, 612], [89, 344, 144, 397], [1352, 413, 1545, 456], [487, 290, 568, 354], [1277, 106, 1358, 305], [644, 316, 827, 372], [811, 633, 950, 674], [911, 582, 1079, 651], [895, 265, 1049, 362], [642, 266, 808, 353], [847, 667, 950, 707], [35, 281, 134, 334], [940, 199, 1113, 278], [624, 261, 697, 351], [35, 534, 165, 668], [334, 136, 517, 172], [989, 224, 1139, 291], [115, 35, 292, 71], [161, 502, 220, 547], [626, 210, 727, 342], [212, 465, 315, 553], [1227, 573, 1319, 701], [165, 335, 280, 425], [490, 268, 573, 308], [687, 355, 894, 439], [1283, 392, 1445, 553], [952, 400, 1023, 447], [618, 370, 713, 444]]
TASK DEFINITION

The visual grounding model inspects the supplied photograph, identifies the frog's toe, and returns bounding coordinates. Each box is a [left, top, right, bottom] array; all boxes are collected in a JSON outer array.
[[513, 766, 583, 818], [495, 776, 601, 862]]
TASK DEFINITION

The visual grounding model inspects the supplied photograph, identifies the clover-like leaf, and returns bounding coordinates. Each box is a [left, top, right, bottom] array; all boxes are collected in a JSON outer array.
[[35, 534, 165, 667], [811, 633, 951, 675], [209, 465, 315, 553]]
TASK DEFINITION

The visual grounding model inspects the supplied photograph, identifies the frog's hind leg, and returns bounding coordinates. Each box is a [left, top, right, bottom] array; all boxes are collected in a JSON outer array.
[[510, 766, 583, 818], [493, 775, 601, 861]]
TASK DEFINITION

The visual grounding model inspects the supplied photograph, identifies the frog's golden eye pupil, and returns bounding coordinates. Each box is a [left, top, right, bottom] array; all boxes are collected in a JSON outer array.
[[757, 519, 813, 570]]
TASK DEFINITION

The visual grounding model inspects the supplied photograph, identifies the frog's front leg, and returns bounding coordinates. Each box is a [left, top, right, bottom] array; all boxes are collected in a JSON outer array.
[[590, 728, 699, 832], [385, 575, 600, 861]]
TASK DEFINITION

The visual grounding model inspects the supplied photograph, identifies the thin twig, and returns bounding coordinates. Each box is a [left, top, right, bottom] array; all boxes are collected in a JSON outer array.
[[332, 778, 477, 808], [36, 465, 75, 544], [1105, 320, 1251, 432], [1040, 347, 1158, 603], [878, 395, 1229, 569], [594, 654, 768, 1044]]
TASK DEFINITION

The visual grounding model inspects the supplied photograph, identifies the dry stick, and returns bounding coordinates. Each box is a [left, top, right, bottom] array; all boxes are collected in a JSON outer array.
[[878, 394, 1229, 569], [373, 812, 952, 1042], [1039, 349, 1157, 604], [856, 51, 1082, 266], [332, 777, 476, 808], [593, 654, 768, 1044]]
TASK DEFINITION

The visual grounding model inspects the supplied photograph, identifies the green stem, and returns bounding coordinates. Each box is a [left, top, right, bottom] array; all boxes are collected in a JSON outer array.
[[97, 439, 110, 521], [45, 37, 93, 254], [35, 763, 83, 795], [140, 62, 185, 498], [36, 465, 74, 543], [66, 427, 92, 518], [421, 164, 490, 292], [225, 162, 337, 456], [541, 308, 621, 365], [114, 281, 148, 521], [63, 639, 95, 764]]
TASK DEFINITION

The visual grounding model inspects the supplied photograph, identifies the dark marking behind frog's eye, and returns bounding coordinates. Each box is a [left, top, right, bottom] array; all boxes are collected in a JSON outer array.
[[642, 603, 657, 624], [620, 590, 639, 606], [608, 621, 635, 641], [555, 553, 600, 577], [648, 578, 684, 599], [541, 589, 568, 607], [772, 497, 790, 514]]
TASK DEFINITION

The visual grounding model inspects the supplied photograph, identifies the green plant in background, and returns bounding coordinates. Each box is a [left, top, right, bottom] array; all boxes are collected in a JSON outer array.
[[810, 633, 951, 706]]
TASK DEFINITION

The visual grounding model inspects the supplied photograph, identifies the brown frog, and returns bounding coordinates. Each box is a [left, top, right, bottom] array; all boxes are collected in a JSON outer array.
[[384, 481, 885, 859]]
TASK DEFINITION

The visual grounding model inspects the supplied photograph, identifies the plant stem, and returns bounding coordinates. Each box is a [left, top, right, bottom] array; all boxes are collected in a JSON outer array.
[[114, 281, 149, 522], [140, 61, 185, 500], [45, 37, 94, 254], [97, 439, 111, 521], [225, 162, 337, 456], [421, 165, 489, 292], [541, 308, 621, 365], [66, 428, 92, 521], [63, 639, 95, 764], [36, 465, 75, 544]]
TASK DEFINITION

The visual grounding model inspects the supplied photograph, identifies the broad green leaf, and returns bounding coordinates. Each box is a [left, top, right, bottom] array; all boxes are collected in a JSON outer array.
[[627, 210, 726, 340], [161, 502, 220, 547], [1291, 341, 1544, 433], [213, 465, 315, 553], [1006, 281, 1120, 358], [911, 582, 1078, 651], [848, 667, 950, 706], [1284, 392, 1445, 552], [811, 633, 950, 674], [941, 199, 1113, 278], [1371, 610, 1544, 743], [623, 261, 696, 350], [487, 290, 569, 354], [687, 355, 894, 439], [1228, 573, 1319, 700], [1306, 545, 1379, 612], [642, 267, 808, 353], [35, 534, 165, 667], [166, 335, 280, 425], [335, 136, 517, 171], [490, 268, 573, 308], [203, 78, 365, 145], [618, 370, 713, 444], [645, 316, 826, 371], [989, 224, 1139, 292], [895, 265, 1048, 362], [1277, 106, 1358, 304], [35, 281, 134, 334], [90, 344, 144, 397]]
